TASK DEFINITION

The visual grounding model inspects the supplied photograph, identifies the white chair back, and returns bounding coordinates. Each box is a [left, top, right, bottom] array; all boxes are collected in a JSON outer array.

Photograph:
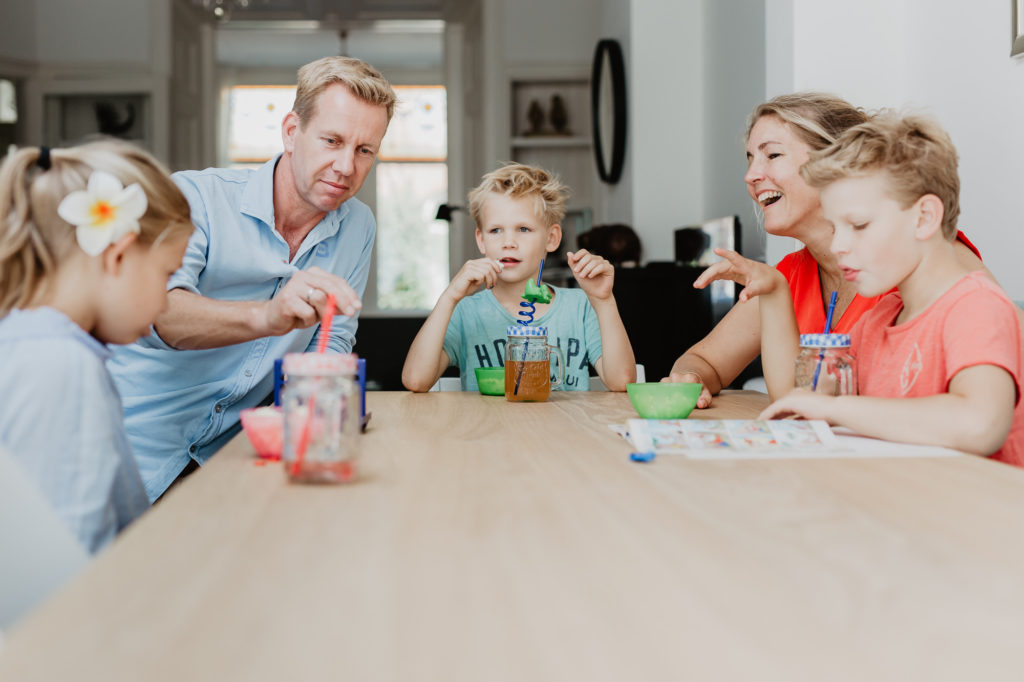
[[0, 445, 89, 631], [589, 364, 646, 391], [428, 377, 463, 392]]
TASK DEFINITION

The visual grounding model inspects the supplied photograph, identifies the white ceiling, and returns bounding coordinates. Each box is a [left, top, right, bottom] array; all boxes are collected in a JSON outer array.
[[216, 23, 444, 69], [193, 0, 452, 24], [205, 0, 452, 69]]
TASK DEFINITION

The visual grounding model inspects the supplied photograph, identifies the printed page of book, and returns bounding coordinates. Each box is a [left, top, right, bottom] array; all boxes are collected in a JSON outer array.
[[619, 420, 962, 460]]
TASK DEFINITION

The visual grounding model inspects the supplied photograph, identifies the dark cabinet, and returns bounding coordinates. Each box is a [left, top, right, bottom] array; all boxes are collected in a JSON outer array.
[[613, 263, 714, 382]]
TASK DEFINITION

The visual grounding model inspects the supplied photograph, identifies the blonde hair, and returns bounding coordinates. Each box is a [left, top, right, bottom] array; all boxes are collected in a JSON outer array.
[[467, 163, 570, 228], [800, 113, 961, 240], [293, 56, 398, 125], [0, 140, 193, 316], [748, 92, 869, 152]]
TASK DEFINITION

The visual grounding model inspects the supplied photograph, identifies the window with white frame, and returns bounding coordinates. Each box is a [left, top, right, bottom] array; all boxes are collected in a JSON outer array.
[[374, 85, 448, 311]]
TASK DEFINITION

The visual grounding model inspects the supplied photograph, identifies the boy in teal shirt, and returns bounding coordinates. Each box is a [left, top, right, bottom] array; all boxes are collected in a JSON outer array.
[[402, 163, 635, 392]]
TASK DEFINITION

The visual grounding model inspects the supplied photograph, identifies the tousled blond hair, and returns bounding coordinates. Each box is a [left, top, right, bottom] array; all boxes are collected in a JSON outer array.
[[293, 56, 397, 126], [748, 92, 869, 153], [800, 113, 961, 240], [0, 140, 193, 316], [467, 163, 569, 229]]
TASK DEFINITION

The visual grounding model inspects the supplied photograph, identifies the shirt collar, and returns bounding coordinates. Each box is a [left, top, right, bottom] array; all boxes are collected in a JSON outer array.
[[239, 155, 280, 228], [238, 153, 351, 241]]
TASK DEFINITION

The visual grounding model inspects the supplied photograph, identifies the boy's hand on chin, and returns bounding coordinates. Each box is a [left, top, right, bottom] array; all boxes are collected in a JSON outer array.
[[759, 389, 835, 422], [446, 258, 503, 301], [567, 249, 614, 300], [694, 248, 786, 302]]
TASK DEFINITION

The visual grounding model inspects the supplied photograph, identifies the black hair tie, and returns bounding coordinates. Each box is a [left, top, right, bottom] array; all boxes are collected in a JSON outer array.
[[37, 146, 51, 171]]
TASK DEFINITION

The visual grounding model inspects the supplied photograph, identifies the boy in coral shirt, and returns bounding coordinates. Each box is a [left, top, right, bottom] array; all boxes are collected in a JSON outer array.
[[695, 113, 1023, 466]]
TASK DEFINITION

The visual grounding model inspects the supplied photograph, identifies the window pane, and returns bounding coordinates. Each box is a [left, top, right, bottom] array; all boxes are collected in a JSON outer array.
[[228, 86, 294, 163], [0, 80, 16, 124], [379, 86, 446, 161], [375, 163, 448, 310]]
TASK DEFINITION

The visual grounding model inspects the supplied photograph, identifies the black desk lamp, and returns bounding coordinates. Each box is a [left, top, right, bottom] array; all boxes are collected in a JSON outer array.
[[435, 204, 463, 221]]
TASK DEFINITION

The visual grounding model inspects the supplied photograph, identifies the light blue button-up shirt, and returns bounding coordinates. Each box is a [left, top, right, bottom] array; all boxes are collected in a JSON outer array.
[[108, 156, 375, 501], [0, 308, 149, 554]]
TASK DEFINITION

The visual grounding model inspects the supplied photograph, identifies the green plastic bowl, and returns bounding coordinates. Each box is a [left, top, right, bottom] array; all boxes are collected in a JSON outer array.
[[626, 382, 702, 419], [474, 366, 506, 396]]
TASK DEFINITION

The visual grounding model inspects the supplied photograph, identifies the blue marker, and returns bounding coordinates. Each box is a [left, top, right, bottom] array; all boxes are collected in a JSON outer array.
[[812, 291, 838, 391]]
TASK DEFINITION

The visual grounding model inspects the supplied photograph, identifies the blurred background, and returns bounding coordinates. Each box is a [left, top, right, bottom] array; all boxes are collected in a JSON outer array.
[[2, 0, 1022, 385]]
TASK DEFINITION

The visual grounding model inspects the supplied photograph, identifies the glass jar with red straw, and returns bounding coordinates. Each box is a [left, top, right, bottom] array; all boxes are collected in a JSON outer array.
[[282, 294, 361, 483]]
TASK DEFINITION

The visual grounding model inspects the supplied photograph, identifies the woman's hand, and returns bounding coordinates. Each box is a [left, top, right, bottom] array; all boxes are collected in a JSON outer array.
[[567, 249, 614, 300], [661, 371, 713, 409], [694, 248, 786, 303]]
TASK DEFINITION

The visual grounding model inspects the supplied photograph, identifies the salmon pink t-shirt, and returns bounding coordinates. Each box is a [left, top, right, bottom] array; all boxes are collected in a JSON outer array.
[[776, 230, 981, 334], [848, 272, 1024, 467]]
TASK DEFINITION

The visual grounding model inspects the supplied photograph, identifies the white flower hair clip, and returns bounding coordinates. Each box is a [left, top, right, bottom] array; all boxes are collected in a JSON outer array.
[[56, 170, 147, 256]]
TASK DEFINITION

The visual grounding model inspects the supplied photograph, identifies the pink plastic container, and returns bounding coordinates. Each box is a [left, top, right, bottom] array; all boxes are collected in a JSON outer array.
[[239, 406, 284, 460]]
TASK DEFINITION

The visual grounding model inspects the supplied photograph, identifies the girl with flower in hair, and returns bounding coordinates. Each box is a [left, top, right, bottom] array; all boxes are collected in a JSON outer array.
[[0, 141, 193, 554]]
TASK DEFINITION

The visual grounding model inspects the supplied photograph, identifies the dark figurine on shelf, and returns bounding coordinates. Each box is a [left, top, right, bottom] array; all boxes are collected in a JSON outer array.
[[549, 94, 569, 135], [526, 99, 544, 136]]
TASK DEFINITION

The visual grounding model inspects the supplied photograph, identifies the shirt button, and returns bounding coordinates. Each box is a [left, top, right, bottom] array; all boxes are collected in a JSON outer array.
[[189, 445, 197, 454], [244, 369, 253, 377], [214, 404, 223, 413]]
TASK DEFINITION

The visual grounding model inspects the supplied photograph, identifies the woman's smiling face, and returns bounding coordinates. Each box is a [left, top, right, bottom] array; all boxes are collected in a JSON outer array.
[[744, 115, 824, 238]]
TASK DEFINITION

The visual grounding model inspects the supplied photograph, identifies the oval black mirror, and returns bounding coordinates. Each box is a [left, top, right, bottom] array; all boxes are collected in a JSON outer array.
[[590, 39, 627, 184]]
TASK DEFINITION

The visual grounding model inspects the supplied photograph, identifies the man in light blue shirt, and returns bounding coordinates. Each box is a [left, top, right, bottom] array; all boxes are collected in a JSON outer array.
[[109, 56, 396, 501]]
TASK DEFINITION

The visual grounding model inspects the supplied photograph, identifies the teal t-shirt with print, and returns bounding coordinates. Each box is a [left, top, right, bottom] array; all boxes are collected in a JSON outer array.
[[442, 286, 603, 391]]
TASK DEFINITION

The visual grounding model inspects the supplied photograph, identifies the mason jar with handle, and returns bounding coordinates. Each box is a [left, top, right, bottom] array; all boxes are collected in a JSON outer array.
[[504, 325, 565, 402], [794, 333, 857, 396], [282, 352, 361, 483]]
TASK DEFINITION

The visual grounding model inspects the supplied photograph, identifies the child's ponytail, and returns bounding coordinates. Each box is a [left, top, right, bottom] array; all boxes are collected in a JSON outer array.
[[0, 147, 70, 316]]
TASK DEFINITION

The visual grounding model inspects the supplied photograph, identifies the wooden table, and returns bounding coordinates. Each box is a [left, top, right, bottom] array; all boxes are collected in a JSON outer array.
[[4, 391, 1024, 681]]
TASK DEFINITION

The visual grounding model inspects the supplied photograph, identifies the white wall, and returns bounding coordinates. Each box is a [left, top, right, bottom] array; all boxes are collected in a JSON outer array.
[[791, 0, 908, 110], [0, 0, 172, 159], [703, 0, 767, 262], [904, 1, 1024, 302], [629, 0, 704, 261], [595, 0, 632, 226], [762, 0, 797, 265], [0, 2, 37, 62], [626, 0, 767, 263], [786, 0, 1024, 299], [501, 0, 602, 65], [36, 0, 153, 65]]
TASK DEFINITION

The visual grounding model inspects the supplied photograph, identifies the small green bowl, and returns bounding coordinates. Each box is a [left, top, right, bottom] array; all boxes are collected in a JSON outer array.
[[474, 366, 506, 396], [626, 382, 702, 419]]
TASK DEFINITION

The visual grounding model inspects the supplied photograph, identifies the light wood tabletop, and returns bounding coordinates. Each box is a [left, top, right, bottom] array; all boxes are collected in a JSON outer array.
[[4, 390, 1024, 681]]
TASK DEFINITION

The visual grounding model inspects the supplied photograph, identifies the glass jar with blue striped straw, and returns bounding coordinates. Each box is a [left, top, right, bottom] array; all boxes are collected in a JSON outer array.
[[504, 325, 565, 402], [794, 334, 857, 395]]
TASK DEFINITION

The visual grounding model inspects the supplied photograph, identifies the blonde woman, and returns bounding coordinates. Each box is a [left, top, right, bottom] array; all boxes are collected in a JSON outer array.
[[665, 93, 988, 407]]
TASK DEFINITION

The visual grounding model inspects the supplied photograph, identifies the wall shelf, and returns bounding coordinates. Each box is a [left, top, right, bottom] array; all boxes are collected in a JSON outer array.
[[508, 70, 595, 231]]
